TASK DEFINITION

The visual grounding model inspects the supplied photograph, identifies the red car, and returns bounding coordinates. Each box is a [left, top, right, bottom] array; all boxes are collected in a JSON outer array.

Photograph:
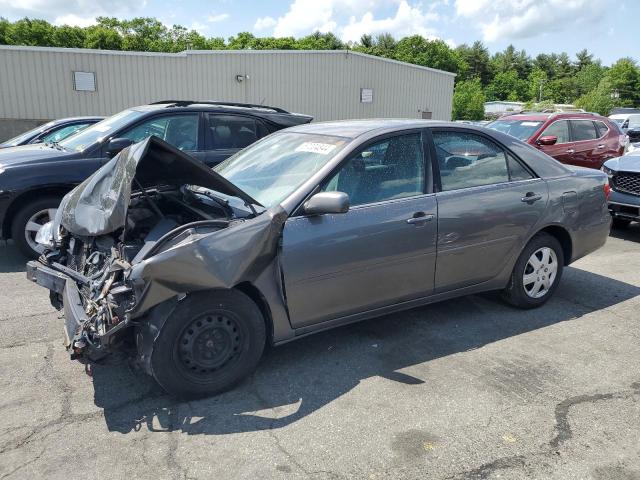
[[488, 112, 626, 169]]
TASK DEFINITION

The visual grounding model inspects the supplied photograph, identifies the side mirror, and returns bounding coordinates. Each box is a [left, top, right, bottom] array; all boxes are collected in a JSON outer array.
[[106, 137, 134, 157], [537, 135, 558, 146], [302, 192, 350, 216]]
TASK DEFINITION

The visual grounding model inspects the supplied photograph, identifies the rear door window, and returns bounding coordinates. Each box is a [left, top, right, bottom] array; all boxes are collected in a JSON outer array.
[[540, 120, 570, 143], [570, 120, 598, 142], [432, 131, 510, 191], [594, 121, 609, 138], [120, 114, 199, 151], [206, 115, 269, 150]]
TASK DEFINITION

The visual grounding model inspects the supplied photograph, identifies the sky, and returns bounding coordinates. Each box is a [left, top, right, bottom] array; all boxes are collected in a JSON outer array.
[[1, 0, 638, 65]]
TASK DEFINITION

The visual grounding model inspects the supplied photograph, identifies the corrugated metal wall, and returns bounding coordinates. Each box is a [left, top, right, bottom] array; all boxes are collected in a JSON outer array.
[[0, 46, 454, 122]]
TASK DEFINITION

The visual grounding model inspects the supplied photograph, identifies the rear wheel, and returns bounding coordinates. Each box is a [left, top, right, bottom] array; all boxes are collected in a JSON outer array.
[[611, 218, 631, 229], [10, 196, 61, 259], [502, 233, 564, 309], [150, 290, 266, 399]]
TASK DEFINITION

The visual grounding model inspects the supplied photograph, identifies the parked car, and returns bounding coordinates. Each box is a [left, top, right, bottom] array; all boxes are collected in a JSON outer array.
[[27, 120, 611, 398], [0, 101, 312, 258], [609, 113, 640, 133], [0, 116, 103, 148], [487, 112, 625, 169], [602, 150, 640, 228]]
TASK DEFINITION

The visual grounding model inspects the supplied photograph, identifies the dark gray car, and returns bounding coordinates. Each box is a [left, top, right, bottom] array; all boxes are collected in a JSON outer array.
[[27, 120, 611, 398]]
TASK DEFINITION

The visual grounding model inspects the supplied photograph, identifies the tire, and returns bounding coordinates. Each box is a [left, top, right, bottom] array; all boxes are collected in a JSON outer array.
[[502, 233, 564, 309], [10, 196, 62, 259], [611, 218, 631, 229], [150, 290, 266, 399]]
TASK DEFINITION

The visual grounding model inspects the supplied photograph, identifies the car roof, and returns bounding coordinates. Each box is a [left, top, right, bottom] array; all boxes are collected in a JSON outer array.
[[128, 100, 313, 127], [286, 119, 449, 138], [499, 112, 607, 122], [52, 116, 104, 124]]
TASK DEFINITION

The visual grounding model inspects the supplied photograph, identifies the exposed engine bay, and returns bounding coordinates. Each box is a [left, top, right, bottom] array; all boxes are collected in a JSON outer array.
[[44, 186, 234, 360], [28, 136, 275, 364]]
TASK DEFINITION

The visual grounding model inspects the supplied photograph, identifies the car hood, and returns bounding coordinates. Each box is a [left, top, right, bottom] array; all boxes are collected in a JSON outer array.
[[0, 143, 77, 166], [604, 152, 640, 173], [55, 136, 259, 237]]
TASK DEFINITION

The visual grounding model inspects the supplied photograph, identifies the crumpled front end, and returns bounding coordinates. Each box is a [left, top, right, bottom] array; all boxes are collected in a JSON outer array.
[[26, 136, 283, 366]]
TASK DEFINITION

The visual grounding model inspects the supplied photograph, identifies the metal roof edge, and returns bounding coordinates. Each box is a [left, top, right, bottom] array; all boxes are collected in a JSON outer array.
[[0, 45, 457, 77]]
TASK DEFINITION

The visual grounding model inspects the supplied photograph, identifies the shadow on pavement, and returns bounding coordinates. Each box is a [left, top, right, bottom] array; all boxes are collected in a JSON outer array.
[[0, 241, 28, 273], [609, 223, 640, 242], [89, 265, 640, 435]]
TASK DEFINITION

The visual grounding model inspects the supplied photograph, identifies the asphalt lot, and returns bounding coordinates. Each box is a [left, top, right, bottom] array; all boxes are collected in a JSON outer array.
[[0, 226, 639, 480]]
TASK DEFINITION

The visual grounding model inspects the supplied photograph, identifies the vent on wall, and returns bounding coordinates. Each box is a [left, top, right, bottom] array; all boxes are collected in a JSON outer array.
[[73, 71, 96, 92]]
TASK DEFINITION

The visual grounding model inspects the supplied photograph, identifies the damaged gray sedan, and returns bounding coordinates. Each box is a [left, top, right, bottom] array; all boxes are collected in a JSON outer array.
[[27, 120, 612, 398]]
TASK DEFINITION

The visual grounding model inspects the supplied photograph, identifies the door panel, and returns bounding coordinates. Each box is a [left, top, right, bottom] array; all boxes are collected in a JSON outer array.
[[536, 119, 575, 165], [569, 120, 600, 168], [435, 179, 548, 291], [281, 195, 438, 327], [431, 128, 548, 292]]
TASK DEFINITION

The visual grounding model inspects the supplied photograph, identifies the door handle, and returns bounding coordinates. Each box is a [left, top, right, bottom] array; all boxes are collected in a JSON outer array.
[[566, 148, 575, 154], [596, 144, 605, 149], [406, 212, 435, 225], [521, 192, 542, 203]]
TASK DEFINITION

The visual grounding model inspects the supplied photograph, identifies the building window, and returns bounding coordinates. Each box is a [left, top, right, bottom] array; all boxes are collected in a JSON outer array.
[[73, 71, 96, 92]]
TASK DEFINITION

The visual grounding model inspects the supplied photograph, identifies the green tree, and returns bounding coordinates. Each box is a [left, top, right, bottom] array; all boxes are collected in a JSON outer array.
[[486, 70, 528, 101], [528, 68, 548, 102], [205, 37, 226, 50], [84, 26, 123, 50], [0, 17, 10, 44], [456, 41, 492, 85], [607, 58, 640, 107], [296, 31, 344, 50], [575, 77, 617, 115], [575, 49, 594, 71], [394, 36, 464, 74], [574, 63, 606, 97], [452, 79, 486, 120], [9, 18, 55, 46], [52, 25, 86, 48]]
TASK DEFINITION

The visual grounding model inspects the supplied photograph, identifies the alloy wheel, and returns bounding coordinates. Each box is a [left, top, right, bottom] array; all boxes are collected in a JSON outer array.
[[24, 208, 57, 255]]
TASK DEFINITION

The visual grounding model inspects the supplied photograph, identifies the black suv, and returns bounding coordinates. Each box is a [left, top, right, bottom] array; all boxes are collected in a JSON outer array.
[[0, 101, 312, 258]]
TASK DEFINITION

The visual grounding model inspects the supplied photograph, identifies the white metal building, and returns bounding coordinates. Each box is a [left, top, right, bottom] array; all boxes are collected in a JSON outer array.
[[0, 46, 455, 140]]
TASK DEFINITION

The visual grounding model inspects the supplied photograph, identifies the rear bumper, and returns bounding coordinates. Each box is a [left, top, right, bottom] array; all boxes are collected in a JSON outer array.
[[26, 260, 87, 350], [608, 190, 640, 221]]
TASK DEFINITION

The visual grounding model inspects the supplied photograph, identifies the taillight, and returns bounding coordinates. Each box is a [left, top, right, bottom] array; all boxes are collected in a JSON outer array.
[[603, 181, 611, 201]]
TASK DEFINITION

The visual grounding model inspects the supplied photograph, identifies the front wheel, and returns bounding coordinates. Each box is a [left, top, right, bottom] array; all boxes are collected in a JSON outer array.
[[10, 196, 62, 259], [502, 233, 564, 309], [150, 290, 266, 399]]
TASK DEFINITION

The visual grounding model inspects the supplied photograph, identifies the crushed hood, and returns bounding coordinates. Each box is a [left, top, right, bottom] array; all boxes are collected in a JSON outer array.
[[56, 136, 259, 237]]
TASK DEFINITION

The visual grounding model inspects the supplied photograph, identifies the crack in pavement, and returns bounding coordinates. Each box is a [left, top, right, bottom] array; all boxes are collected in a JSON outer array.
[[248, 375, 344, 480], [446, 380, 640, 480]]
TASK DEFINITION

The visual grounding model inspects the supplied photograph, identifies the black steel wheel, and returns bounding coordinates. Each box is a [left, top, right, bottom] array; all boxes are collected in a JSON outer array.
[[150, 290, 266, 398], [177, 312, 244, 380]]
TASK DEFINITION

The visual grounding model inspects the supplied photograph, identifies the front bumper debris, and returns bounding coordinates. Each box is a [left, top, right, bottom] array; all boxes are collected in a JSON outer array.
[[27, 260, 91, 358]]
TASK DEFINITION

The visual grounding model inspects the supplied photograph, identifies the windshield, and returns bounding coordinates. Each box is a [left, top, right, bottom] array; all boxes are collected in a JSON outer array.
[[610, 117, 625, 125], [1, 121, 56, 146], [487, 119, 543, 141], [60, 109, 145, 152], [214, 132, 349, 208]]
